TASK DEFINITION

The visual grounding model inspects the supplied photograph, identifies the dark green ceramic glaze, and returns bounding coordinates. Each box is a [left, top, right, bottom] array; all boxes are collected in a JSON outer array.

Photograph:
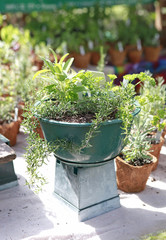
[[39, 107, 139, 166]]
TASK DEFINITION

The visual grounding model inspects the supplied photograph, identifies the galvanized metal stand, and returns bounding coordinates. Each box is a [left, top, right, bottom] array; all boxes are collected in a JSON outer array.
[[54, 159, 120, 221]]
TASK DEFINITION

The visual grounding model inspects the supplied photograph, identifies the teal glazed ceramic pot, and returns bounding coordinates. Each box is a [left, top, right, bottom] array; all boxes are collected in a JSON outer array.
[[38, 107, 140, 167]]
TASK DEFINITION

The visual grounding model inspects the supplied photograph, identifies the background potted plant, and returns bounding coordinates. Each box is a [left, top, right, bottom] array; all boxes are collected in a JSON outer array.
[[126, 37, 142, 64], [107, 20, 128, 66], [87, 18, 105, 66], [142, 25, 161, 62], [0, 96, 19, 146], [125, 6, 146, 64]]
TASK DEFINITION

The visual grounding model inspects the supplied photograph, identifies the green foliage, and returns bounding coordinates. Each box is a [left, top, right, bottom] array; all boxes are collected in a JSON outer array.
[[136, 73, 166, 132], [0, 42, 38, 104], [142, 25, 160, 47], [0, 96, 15, 123], [0, 24, 30, 46], [22, 49, 157, 190], [97, 46, 106, 72], [122, 115, 155, 163], [122, 72, 166, 163], [142, 231, 166, 240], [0, 41, 15, 64], [11, 44, 37, 102]]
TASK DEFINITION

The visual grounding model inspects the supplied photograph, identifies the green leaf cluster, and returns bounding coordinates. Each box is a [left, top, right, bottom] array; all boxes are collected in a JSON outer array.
[[23, 50, 158, 190]]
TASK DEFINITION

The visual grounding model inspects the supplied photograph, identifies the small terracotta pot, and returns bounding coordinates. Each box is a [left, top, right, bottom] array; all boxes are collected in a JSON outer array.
[[73, 52, 91, 69], [143, 46, 161, 62], [90, 51, 100, 65], [115, 153, 157, 193], [0, 120, 19, 146], [109, 48, 126, 66], [127, 48, 142, 64], [149, 136, 165, 171]]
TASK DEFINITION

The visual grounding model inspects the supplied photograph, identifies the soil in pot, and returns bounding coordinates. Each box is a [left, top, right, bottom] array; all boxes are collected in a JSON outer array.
[[115, 153, 157, 193]]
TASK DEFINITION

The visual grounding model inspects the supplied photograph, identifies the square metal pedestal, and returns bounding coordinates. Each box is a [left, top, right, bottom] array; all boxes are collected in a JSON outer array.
[[54, 159, 120, 221]]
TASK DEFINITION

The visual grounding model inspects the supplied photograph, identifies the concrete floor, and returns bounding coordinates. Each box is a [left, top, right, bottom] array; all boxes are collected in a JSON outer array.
[[0, 129, 166, 240]]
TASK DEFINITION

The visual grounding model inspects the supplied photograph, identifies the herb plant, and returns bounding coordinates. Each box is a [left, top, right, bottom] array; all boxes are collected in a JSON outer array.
[[136, 73, 166, 142], [121, 114, 155, 165], [0, 96, 15, 124], [22, 50, 156, 190]]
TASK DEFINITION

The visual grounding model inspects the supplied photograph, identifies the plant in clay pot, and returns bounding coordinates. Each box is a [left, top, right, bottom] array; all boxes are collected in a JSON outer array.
[[21, 50, 157, 192], [68, 32, 91, 69], [125, 6, 149, 64], [0, 96, 19, 146], [142, 25, 161, 62], [116, 115, 157, 193], [87, 20, 105, 66], [107, 20, 128, 66], [126, 35, 142, 64]]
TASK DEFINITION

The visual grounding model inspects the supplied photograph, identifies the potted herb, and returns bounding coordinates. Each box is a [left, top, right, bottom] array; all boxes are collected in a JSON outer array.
[[87, 19, 104, 66], [107, 20, 128, 66], [142, 25, 161, 62], [22, 52, 156, 187], [116, 114, 157, 193], [126, 35, 142, 64], [69, 32, 91, 69], [22, 51, 156, 220], [125, 7, 146, 64], [0, 96, 19, 146]]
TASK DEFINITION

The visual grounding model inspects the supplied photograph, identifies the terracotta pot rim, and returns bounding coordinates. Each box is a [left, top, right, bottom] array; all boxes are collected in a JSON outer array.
[[149, 136, 165, 149], [116, 152, 157, 168], [143, 45, 162, 50]]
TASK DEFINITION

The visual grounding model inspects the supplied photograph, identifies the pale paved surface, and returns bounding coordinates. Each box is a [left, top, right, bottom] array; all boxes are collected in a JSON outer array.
[[0, 129, 165, 240]]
